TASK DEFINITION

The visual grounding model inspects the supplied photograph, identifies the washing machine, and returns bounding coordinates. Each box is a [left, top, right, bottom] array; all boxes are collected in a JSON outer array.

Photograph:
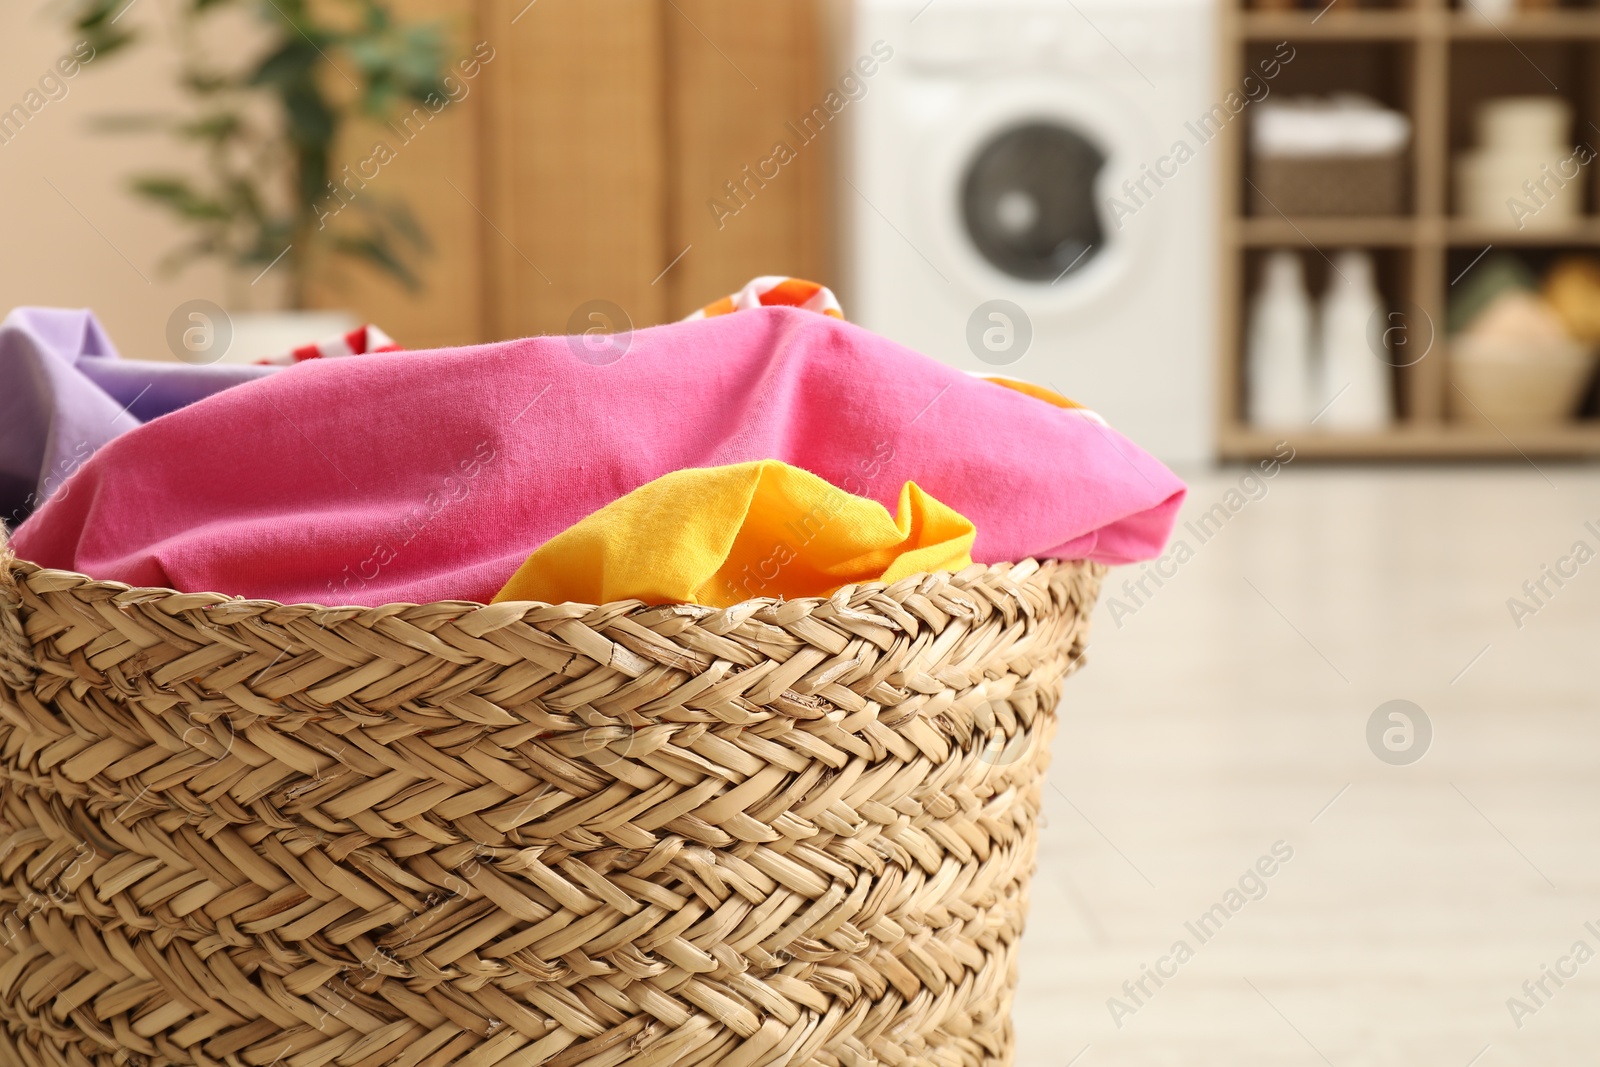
[[843, 0, 1217, 466]]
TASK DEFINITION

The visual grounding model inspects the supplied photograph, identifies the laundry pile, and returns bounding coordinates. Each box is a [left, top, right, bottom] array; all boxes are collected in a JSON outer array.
[[3, 278, 1185, 608]]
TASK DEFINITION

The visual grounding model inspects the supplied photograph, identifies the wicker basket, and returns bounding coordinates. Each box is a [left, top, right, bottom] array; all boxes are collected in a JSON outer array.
[[1250, 152, 1407, 217], [0, 527, 1101, 1067], [1450, 335, 1599, 427]]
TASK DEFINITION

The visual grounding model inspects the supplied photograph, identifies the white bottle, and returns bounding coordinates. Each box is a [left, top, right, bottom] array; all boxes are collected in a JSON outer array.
[[1316, 250, 1393, 432], [1247, 251, 1315, 429]]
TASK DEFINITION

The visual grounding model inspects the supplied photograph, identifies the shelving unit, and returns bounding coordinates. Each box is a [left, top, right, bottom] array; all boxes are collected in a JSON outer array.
[[1217, 0, 1600, 460]]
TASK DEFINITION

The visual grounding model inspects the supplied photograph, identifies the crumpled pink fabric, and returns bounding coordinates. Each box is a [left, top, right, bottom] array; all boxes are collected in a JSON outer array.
[[12, 306, 1185, 606]]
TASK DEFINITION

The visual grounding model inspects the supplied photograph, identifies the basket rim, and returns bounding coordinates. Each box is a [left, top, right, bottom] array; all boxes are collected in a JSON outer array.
[[0, 538, 1101, 732], [0, 530, 1085, 616]]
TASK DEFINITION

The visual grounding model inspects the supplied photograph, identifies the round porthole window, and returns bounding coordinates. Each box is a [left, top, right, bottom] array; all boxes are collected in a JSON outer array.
[[961, 122, 1108, 283]]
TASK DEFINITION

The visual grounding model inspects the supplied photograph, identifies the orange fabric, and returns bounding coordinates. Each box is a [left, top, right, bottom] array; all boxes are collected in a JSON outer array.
[[981, 376, 1088, 411], [686, 276, 844, 321], [761, 279, 845, 317]]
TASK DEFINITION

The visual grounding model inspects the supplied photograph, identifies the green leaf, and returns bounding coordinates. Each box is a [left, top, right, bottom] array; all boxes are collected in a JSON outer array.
[[87, 112, 174, 134], [72, 0, 126, 30], [156, 237, 223, 278], [281, 84, 335, 145], [224, 175, 267, 224], [243, 220, 295, 265], [66, 0, 451, 300], [130, 176, 232, 221], [248, 40, 320, 89], [180, 70, 239, 95], [176, 112, 245, 141], [379, 199, 429, 253], [84, 31, 138, 58]]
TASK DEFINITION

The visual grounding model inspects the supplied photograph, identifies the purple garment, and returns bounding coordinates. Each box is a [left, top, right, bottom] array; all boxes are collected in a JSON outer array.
[[0, 307, 278, 527]]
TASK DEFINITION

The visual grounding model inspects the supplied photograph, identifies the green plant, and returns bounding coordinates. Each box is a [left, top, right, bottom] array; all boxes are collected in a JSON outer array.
[[68, 0, 448, 307]]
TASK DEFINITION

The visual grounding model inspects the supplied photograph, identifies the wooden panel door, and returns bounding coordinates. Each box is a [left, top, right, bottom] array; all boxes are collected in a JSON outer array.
[[480, 0, 670, 340], [313, 0, 829, 345], [662, 0, 833, 319]]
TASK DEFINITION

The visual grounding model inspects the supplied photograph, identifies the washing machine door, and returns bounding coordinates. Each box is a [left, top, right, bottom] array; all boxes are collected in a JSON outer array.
[[962, 122, 1106, 282], [926, 82, 1151, 311]]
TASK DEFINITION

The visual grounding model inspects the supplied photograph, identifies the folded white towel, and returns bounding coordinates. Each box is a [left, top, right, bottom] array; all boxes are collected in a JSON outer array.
[[1253, 94, 1411, 158]]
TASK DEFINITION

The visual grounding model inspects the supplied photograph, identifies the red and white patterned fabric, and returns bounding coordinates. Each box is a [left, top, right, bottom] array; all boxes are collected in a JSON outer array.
[[257, 324, 402, 366], [684, 276, 845, 321]]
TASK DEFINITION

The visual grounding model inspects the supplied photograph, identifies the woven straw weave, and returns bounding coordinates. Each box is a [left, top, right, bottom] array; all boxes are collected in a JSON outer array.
[[0, 529, 1101, 1067]]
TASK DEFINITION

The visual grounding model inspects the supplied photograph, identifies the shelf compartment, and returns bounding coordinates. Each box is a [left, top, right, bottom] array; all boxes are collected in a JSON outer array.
[[1241, 39, 1419, 217], [1450, 11, 1600, 40], [1241, 11, 1422, 42], [1446, 217, 1600, 245], [1239, 215, 1422, 246], [1232, 245, 1426, 426], [1241, 10, 1600, 42], [1219, 423, 1600, 460], [1447, 38, 1599, 220]]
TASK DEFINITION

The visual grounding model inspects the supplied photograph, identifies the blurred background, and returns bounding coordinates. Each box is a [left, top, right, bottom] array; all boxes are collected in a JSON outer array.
[[5, 0, 1600, 1064]]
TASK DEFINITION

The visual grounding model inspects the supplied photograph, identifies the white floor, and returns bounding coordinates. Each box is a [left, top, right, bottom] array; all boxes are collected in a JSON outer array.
[[1016, 463, 1600, 1067]]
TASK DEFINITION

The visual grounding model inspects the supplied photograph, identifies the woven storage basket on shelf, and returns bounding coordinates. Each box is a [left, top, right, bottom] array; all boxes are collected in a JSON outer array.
[[0, 527, 1102, 1067], [1250, 152, 1406, 217]]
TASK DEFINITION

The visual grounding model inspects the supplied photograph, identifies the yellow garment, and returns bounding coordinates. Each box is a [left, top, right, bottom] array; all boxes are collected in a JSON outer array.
[[493, 460, 975, 607]]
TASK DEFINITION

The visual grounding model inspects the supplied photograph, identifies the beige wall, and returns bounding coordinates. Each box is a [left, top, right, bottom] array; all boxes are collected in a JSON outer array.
[[0, 1, 833, 357], [0, 3, 239, 359], [0, 1, 486, 357]]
